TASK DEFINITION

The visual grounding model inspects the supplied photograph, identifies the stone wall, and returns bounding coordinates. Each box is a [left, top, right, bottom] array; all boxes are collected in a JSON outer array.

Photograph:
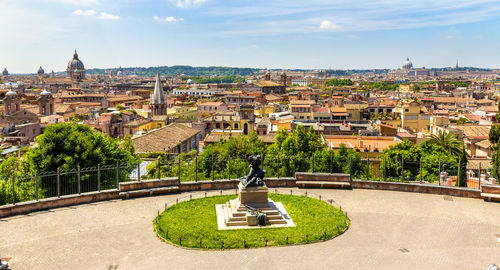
[[481, 184, 500, 195], [120, 178, 178, 192], [296, 173, 350, 182], [352, 180, 481, 199], [0, 190, 119, 218], [179, 179, 240, 192]]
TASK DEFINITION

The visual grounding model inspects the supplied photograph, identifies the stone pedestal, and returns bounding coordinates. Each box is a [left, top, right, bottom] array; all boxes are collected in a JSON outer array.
[[238, 182, 268, 205], [216, 182, 295, 230]]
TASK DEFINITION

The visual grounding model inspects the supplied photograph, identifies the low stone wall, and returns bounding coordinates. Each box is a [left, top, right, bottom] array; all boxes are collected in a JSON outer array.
[[120, 178, 178, 192], [481, 184, 500, 195], [265, 177, 296, 187], [296, 172, 350, 182], [352, 180, 482, 199], [0, 190, 119, 218], [177, 178, 296, 192], [179, 179, 239, 192]]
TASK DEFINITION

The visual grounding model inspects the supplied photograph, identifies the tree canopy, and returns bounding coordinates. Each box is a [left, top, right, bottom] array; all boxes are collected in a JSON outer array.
[[325, 78, 353, 87], [27, 123, 137, 172], [380, 139, 466, 185]]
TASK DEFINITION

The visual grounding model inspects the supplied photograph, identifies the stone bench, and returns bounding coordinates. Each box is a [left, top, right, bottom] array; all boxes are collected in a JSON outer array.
[[295, 172, 351, 189], [119, 178, 180, 199], [119, 186, 179, 199], [119, 178, 178, 192], [481, 184, 500, 202]]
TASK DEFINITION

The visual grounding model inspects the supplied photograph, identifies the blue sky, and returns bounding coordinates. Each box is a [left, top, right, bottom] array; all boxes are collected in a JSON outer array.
[[1, 0, 500, 73]]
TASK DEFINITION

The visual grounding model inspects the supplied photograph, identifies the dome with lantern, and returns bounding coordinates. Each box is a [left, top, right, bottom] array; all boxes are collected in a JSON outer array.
[[37, 66, 45, 75], [402, 57, 413, 70]]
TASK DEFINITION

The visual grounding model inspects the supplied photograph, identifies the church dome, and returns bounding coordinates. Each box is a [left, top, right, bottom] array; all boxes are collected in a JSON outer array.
[[67, 50, 85, 70], [6, 89, 17, 96], [402, 57, 413, 70], [40, 88, 52, 96], [187, 79, 194, 84], [2, 68, 8, 76], [37, 66, 45, 75]]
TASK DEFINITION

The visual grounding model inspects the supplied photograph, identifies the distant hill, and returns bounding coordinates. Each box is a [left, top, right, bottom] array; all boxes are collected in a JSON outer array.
[[85, 65, 260, 77]]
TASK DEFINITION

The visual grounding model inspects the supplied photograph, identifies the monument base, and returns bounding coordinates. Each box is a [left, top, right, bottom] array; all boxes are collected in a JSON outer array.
[[216, 183, 295, 230]]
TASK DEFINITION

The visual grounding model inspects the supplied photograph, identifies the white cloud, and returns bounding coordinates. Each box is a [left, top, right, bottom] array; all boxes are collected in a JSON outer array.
[[154, 16, 184, 22], [98, 12, 120, 20], [319, 20, 340, 30], [72, 9, 97, 16], [202, 0, 500, 35], [173, 0, 208, 8]]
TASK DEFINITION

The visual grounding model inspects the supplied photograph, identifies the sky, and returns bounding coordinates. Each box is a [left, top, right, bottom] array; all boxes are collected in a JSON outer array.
[[1, 0, 500, 73]]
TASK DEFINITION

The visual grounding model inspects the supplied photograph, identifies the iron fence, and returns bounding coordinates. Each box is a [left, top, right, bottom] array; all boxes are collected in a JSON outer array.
[[0, 154, 497, 206]]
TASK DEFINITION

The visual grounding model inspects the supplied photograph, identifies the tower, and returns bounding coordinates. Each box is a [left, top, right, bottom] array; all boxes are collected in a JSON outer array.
[[280, 72, 287, 87], [38, 88, 54, 115], [4, 89, 20, 115], [264, 70, 271, 80], [150, 72, 168, 117]]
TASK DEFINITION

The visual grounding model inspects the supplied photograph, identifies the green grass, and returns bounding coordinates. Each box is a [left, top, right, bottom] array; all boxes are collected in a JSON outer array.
[[153, 193, 350, 249]]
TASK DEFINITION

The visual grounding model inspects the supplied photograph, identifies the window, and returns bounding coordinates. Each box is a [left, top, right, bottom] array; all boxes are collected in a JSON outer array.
[[234, 123, 239, 129]]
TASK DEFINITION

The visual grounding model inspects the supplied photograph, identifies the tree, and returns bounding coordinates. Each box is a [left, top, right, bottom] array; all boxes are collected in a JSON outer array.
[[325, 78, 353, 87], [428, 131, 463, 156], [489, 108, 500, 178], [380, 139, 459, 182], [26, 123, 137, 173], [0, 156, 38, 205], [457, 117, 468, 125], [456, 144, 468, 187]]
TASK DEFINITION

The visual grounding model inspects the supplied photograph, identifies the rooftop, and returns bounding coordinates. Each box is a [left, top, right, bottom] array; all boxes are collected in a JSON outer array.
[[132, 123, 199, 153]]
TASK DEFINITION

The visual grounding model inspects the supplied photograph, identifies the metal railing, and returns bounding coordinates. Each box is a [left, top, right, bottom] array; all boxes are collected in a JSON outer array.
[[0, 154, 496, 206]]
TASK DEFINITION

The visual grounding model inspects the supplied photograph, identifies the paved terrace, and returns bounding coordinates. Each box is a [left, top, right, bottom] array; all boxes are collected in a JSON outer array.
[[1, 188, 499, 269]]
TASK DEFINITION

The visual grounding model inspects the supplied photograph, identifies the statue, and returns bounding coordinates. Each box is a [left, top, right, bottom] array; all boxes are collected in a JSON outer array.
[[240, 155, 266, 188]]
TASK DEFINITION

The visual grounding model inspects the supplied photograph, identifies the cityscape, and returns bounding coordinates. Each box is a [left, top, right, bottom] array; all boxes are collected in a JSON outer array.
[[1, 1, 500, 269]]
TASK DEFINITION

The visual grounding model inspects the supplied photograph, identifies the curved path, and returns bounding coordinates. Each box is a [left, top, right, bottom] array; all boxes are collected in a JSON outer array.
[[1, 188, 500, 269]]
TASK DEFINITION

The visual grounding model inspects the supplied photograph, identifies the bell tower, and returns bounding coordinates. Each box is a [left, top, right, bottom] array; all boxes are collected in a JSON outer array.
[[4, 89, 20, 115], [38, 88, 54, 115], [149, 72, 168, 117], [280, 72, 287, 87]]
